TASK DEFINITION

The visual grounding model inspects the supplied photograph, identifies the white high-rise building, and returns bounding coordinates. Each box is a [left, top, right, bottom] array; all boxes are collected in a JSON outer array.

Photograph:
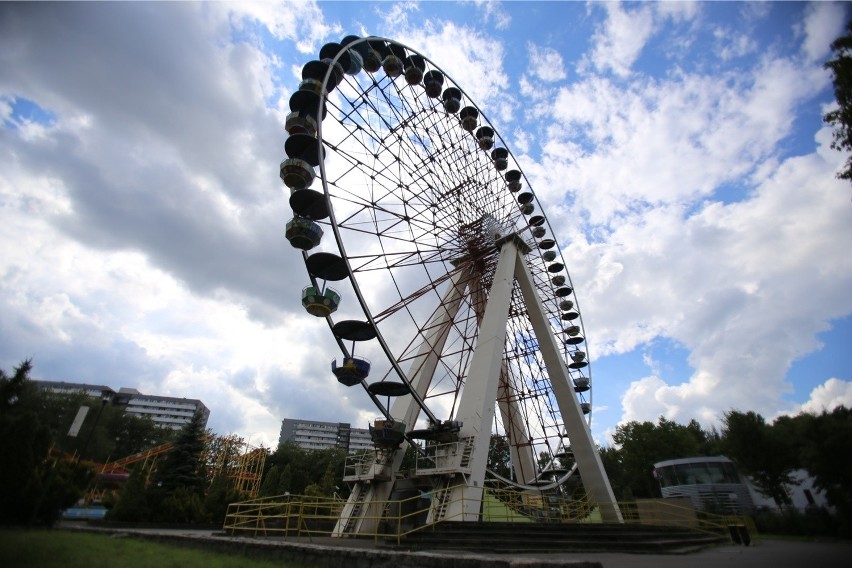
[[279, 418, 373, 452], [36, 381, 209, 430]]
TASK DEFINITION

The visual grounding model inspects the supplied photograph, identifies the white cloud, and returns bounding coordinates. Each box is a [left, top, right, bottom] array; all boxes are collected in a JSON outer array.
[[372, 19, 512, 128], [597, 131, 852, 429], [512, 127, 530, 155], [227, 0, 341, 54], [527, 43, 567, 82], [586, 2, 655, 78], [0, 194, 356, 447], [471, 0, 511, 30], [653, 1, 700, 24], [517, 12, 852, 434], [799, 378, 852, 414], [0, 2, 380, 446], [1, 0, 850, 453], [375, 0, 420, 31], [740, 2, 771, 22], [526, 49, 828, 225], [0, 167, 337, 447], [800, 1, 846, 63], [1, 96, 13, 123], [620, 375, 670, 422], [713, 26, 758, 61]]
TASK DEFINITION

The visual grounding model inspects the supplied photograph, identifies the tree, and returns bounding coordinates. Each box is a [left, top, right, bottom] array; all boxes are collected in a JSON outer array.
[[720, 410, 798, 509], [824, 21, 852, 184], [800, 407, 852, 529], [106, 468, 151, 522], [204, 473, 243, 525], [157, 486, 205, 524], [110, 412, 175, 461], [258, 465, 281, 497], [110, 410, 209, 524], [30, 459, 94, 525], [487, 435, 512, 480], [154, 409, 208, 493], [0, 359, 38, 409], [598, 446, 626, 499], [0, 360, 92, 526], [264, 442, 347, 497], [0, 361, 48, 524], [608, 416, 710, 499], [277, 465, 294, 494]]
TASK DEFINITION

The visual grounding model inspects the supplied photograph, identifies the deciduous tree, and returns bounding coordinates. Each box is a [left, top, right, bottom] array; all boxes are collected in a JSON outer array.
[[824, 21, 852, 184], [608, 417, 710, 499], [0, 360, 92, 526], [720, 410, 798, 509], [800, 407, 852, 528], [487, 434, 512, 480]]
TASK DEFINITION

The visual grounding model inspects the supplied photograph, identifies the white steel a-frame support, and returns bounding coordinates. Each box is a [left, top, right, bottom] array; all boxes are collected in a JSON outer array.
[[442, 236, 623, 523], [515, 242, 623, 523], [332, 266, 471, 536]]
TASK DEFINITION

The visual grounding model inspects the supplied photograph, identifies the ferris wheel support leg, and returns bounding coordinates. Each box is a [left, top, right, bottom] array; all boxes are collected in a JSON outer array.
[[469, 268, 537, 486], [333, 267, 471, 537], [443, 240, 520, 521], [392, 265, 471, 428], [497, 366, 538, 485], [515, 255, 624, 523]]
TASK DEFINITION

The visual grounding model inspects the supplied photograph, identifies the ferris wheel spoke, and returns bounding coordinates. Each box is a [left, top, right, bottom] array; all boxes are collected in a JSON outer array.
[[282, 36, 616, 516]]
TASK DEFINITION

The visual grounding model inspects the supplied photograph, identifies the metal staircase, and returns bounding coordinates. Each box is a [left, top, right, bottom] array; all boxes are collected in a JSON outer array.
[[339, 484, 366, 535], [429, 478, 455, 523]]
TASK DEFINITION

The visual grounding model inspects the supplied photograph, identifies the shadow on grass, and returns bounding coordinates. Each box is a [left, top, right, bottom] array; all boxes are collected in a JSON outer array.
[[0, 529, 305, 568]]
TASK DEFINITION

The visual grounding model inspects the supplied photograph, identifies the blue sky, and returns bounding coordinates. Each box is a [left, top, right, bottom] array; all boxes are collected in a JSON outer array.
[[1, 1, 850, 448]]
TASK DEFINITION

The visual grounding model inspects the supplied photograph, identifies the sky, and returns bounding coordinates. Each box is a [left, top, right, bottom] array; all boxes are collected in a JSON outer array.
[[1, 1, 851, 450]]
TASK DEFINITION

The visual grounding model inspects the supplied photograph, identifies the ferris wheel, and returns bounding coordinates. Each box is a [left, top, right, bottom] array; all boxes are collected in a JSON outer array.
[[281, 36, 621, 528]]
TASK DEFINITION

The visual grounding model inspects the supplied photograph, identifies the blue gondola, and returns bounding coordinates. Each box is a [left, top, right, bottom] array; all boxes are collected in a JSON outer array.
[[331, 356, 371, 386]]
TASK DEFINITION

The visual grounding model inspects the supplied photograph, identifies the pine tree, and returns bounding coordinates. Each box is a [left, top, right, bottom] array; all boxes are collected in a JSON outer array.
[[155, 409, 207, 493]]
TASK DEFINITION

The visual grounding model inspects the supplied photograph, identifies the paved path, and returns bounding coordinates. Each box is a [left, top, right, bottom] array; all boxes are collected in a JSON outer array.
[[61, 523, 852, 567], [547, 539, 852, 568]]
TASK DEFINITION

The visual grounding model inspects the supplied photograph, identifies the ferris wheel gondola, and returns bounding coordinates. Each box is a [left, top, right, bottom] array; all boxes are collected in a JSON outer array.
[[281, 35, 621, 528]]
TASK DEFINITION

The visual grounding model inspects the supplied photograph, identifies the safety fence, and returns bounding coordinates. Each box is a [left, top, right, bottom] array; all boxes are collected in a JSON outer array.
[[222, 484, 755, 545]]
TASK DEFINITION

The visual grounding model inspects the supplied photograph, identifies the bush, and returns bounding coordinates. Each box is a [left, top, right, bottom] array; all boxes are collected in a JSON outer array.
[[106, 470, 151, 522], [204, 475, 243, 525], [155, 487, 206, 524]]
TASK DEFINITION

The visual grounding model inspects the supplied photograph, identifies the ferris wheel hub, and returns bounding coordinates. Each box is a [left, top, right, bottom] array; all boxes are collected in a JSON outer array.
[[280, 34, 622, 530]]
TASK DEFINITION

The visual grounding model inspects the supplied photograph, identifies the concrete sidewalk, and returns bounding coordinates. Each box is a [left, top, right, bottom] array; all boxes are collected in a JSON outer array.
[[61, 523, 852, 567], [545, 539, 852, 568]]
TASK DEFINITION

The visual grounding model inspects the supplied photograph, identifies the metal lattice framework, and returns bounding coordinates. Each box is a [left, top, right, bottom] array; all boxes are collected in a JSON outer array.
[[282, 36, 620, 527], [83, 435, 266, 505]]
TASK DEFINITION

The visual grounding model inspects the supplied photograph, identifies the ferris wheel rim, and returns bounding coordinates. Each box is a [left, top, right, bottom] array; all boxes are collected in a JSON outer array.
[[485, 465, 579, 492], [296, 35, 593, 484]]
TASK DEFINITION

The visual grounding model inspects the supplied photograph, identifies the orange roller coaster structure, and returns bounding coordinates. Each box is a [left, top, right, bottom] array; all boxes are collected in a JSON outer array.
[[85, 434, 267, 505]]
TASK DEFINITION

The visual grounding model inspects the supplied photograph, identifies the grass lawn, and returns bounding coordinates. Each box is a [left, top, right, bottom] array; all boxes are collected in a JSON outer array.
[[0, 529, 302, 568]]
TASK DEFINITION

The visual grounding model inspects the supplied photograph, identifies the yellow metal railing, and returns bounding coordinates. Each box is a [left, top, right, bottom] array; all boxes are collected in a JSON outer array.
[[223, 494, 345, 537], [223, 486, 755, 544], [616, 498, 757, 538]]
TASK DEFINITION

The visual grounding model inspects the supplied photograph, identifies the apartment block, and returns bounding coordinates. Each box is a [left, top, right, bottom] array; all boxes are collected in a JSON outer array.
[[279, 418, 373, 452], [36, 380, 209, 430]]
